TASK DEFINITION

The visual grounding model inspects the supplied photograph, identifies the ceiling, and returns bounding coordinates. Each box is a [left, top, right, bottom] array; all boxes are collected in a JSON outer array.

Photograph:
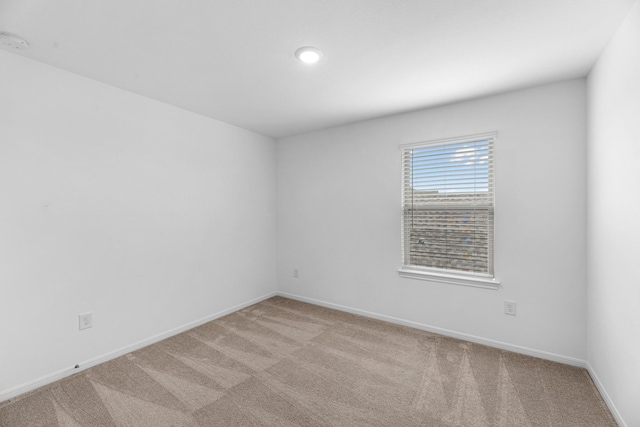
[[0, 0, 635, 138]]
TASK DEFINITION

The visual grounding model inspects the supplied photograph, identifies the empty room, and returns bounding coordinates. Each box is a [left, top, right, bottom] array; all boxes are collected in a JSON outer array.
[[1, 0, 638, 426]]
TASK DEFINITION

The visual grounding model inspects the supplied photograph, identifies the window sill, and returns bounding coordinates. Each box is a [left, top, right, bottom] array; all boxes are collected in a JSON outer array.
[[398, 267, 500, 290]]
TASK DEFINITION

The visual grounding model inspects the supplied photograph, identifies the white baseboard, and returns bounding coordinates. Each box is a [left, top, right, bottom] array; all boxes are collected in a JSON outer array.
[[0, 291, 277, 404], [277, 291, 587, 368], [5, 290, 623, 427], [586, 363, 626, 427]]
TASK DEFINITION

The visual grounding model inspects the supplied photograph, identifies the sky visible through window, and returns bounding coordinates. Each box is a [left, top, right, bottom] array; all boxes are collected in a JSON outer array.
[[409, 140, 490, 193]]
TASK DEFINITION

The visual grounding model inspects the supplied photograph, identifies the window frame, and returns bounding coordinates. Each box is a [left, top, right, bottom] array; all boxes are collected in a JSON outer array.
[[398, 132, 500, 290]]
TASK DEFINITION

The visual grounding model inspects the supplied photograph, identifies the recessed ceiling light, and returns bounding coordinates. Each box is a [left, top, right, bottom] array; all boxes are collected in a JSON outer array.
[[295, 46, 323, 64], [0, 32, 29, 50]]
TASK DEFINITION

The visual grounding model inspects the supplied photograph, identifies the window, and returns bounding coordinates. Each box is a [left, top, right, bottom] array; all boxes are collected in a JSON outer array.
[[399, 132, 498, 288]]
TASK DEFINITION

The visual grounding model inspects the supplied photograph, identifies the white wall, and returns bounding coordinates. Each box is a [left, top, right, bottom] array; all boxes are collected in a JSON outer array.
[[0, 51, 277, 396], [587, 1, 640, 425], [277, 80, 587, 360]]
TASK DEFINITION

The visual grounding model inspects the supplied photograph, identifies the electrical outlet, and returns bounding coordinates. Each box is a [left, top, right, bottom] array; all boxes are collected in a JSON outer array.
[[79, 312, 93, 330], [504, 301, 517, 316], [293, 268, 299, 278]]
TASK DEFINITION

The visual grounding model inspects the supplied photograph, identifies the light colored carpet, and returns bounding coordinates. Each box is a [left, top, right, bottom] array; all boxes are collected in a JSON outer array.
[[0, 296, 616, 426]]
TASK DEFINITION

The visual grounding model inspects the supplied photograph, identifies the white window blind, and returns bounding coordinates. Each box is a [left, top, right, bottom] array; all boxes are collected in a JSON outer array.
[[401, 133, 495, 278]]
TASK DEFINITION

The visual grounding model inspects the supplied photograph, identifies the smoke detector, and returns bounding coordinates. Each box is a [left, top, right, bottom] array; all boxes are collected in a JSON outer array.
[[0, 32, 29, 50]]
